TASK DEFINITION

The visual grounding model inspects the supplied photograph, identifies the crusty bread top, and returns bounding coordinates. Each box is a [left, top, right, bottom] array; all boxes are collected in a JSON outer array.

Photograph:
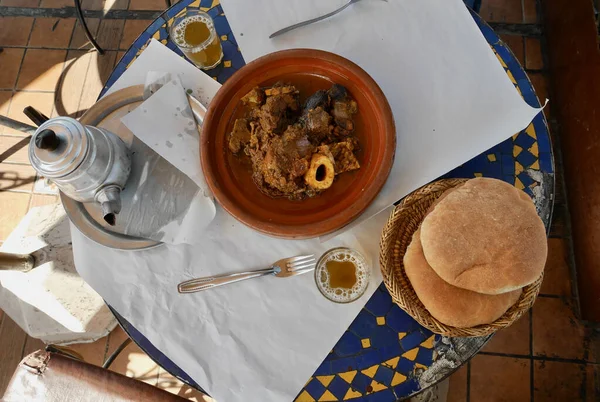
[[404, 228, 522, 328], [420, 178, 547, 295]]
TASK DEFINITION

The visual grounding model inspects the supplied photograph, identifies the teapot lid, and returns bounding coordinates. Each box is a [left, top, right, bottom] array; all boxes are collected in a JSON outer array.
[[29, 117, 89, 178]]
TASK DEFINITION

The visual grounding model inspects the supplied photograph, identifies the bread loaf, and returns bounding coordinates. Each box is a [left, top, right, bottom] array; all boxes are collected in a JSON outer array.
[[404, 228, 522, 327], [420, 178, 547, 294]]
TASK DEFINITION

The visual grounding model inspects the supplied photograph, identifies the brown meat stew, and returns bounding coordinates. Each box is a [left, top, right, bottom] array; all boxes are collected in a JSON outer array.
[[228, 83, 361, 200]]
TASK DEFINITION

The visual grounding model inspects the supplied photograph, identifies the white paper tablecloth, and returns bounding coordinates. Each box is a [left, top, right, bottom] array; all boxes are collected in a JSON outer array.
[[73, 0, 544, 399], [219, 0, 542, 240]]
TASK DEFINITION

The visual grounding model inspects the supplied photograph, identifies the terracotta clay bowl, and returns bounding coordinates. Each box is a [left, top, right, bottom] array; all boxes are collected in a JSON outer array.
[[201, 49, 396, 239]]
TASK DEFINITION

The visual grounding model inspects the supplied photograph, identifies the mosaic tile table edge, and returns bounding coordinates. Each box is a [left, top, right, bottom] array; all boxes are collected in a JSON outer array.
[[102, 1, 554, 401]]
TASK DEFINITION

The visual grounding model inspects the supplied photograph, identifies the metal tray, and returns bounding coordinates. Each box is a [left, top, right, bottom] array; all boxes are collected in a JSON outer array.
[[62, 85, 162, 250]]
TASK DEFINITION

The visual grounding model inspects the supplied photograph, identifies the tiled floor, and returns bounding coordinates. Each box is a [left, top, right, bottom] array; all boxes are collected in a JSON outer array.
[[0, 0, 598, 401]]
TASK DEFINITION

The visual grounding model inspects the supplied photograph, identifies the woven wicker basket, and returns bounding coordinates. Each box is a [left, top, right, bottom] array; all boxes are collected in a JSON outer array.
[[379, 179, 543, 337]]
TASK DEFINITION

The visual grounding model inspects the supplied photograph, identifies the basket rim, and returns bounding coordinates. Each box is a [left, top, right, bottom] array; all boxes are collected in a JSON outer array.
[[379, 178, 544, 337]]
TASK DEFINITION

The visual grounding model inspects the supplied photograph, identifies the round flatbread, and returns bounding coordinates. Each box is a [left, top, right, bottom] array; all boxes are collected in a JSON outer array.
[[420, 177, 547, 294], [404, 229, 522, 328]]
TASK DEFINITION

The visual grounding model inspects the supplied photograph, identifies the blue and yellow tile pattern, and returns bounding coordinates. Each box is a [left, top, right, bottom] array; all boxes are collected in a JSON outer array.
[[445, 11, 553, 199], [295, 284, 437, 401], [103, 2, 553, 401]]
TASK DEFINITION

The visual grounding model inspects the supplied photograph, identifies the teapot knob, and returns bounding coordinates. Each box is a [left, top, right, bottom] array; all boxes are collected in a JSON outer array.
[[34, 129, 60, 151]]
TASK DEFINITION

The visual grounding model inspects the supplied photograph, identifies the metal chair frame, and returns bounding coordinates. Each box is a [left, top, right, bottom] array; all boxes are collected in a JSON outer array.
[[73, 0, 174, 55]]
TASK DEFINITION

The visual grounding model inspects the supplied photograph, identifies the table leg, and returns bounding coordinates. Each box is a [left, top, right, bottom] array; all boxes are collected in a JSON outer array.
[[74, 0, 105, 55]]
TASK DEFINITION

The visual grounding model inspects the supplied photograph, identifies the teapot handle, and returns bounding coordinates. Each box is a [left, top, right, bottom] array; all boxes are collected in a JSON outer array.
[[23, 106, 49, 127]]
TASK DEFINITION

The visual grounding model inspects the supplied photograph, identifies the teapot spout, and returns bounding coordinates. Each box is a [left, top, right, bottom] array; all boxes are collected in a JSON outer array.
[[96, 186, 122, 226]]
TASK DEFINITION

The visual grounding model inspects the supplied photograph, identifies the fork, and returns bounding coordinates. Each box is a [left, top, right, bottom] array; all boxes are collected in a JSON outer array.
[[269, 0, 364, 39], [177, 255, 316, 293]]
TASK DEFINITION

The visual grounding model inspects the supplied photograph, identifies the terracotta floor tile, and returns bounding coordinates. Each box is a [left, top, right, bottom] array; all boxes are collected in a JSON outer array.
[[587, 364, 599, 401], [541, 239, 572, 296], [22, 335, 46, 357], [528, 72, 549, 108], [483, 313, 530, 355], [16, 49, 67, 92], [0, 92, 11, 112], [120, 19, 153, 50], [80, 0, 128, 10], [54, 50, 92, 118], [525, 37, 543, 71], [586, 328, 600, 364], [29, 18, 76, 49], [470, 354, 530, 402], [0, 314, 28, 396], [534, 360, 589, 402], [0, 0, 39, 7], [67, 336, 108, 366], [40, 0, 73, 6], [0, 17, 34, 47], [96, 19, 125, 50], [30, 194, 59, 208], [446, 364, 467, 402], [549, 203, 567, 238], [110, 0, 130, 10], [0, 92, 12, 129], [499, 34, 524, 67], [553, 163, 567, 206], [5, 91, 55, 136], [156, 368, 213, 402], [78, 51, 117, 113], [81, 0, 103, 9], [533, 297, 586, 360], [106, 326, 159, 386], [115, 50, 125, 67], [0, 191, 31, 241], [0, 163, 37, 192], [479, 0, 523, 23], [129, 0, 166, 11], [0, 135, 31, 164], [523, 0, 538, 23], [0, 48, 25, 90], [70, 18, 101, 50], [105, 325, 128, 355]]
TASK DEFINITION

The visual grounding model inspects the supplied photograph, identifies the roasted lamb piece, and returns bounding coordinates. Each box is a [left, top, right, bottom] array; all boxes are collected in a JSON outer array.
[[228, 118, 251, 154], [230, 83, 361, 200], [266, 84, 300, 111], [276, 124, 313, 178], [303, 106, 332, 143], [265, 85, 297, 96], [328, 84, 358, 137], [241, 87, 265, 106], [327, 84, 348, 101], [259, 96, 289, 133], [303, 90, 329, 113], [249, 124, 313, 198], [330, 141, 360, 174], [256, 84, 300, 133]]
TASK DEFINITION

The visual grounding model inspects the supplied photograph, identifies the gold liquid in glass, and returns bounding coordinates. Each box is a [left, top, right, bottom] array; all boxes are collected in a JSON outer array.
[[315, 248, 370, 304], [171, 10, 224, 70]]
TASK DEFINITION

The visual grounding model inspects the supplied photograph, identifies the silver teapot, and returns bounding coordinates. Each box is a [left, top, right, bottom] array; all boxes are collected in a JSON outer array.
[[29, 117, 131, 226]]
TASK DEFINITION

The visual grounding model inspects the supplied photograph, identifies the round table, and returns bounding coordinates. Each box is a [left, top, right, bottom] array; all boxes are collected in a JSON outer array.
[[101, 1, 554, 400]]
